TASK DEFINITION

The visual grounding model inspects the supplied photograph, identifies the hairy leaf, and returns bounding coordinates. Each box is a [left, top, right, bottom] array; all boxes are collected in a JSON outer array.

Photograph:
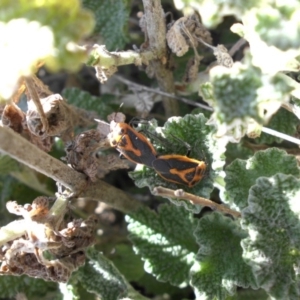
[[176, 0, 259, 28], [200, 61, 293, 145], [0, 155, 19, 174], [0, 0, 94, 84], [82, 0, 129, 50], [225, 142, 253, 163], [0, 275, 57, 299], [205, 63, 262, 123], [242, 174, 300, 299], [78, 248, 128, 300], [62, 87, 114, 120], [109, 244, 144, 282], [0, 155, 52, 198], [225, 148, 300, 211], [252, 4, 300, 51], [126, 205, 198, 286], [191, 212, 257, 300]]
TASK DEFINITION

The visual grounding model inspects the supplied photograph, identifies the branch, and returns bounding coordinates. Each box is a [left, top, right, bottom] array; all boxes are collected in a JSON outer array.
[[0, 126, 143, 214], [115, 75, 213, 111], [152, 186, 241, 218], [88, 45, 155, 68], [25, 76, 49, 133], [142, 0, 179, 117]]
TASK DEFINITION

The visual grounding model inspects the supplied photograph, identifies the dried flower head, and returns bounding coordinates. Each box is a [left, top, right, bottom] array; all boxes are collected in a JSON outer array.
[[0, 196, 98, 282]]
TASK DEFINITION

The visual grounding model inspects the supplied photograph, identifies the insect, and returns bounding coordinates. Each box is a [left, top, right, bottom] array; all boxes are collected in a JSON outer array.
[[152, 154, 207, 187], [108, 122, 157, 167], [108, 115, 207, 187]]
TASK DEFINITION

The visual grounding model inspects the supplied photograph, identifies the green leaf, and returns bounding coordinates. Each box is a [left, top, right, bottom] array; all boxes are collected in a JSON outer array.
[[62, 87, 114, 120], [129, 114, 224, 212], [241, 174, 300, 299], [77, 247, 128, 300], [0, 154, 20, 174], [0, 0, 94, 72], [0, 155, 52, 200], [137, 272, 191, 299], [177, 0, 259, 28], [255, 108, 298, 144], [225, 148, 300, 211], [225, 142, 253, 163], [254, 4, 300, 50], [0, 275, 58, 299], [191, 212, 257, 300], [200, 62, 294, 140], [109, 243, 144, 282], [227, 288, 269, 300], [126, 204, 198, 287], [82, 0, 129, 50], [204, 63, 262, 124]]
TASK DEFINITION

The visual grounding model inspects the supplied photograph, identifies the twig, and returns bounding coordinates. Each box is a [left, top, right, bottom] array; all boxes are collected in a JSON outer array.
[[261, 126, 300, 145], [142, 0, 179, 117], [88, 45, 155, 68], [25, 76, 49, 133], [0, 126, 143, 214], [114, 75, 213, 111], [152, 186, 241, 218], [229, 38, 248, 57]]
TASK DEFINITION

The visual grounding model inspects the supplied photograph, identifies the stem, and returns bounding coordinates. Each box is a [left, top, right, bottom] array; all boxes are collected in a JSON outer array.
[[152, 186, 241, 218], [0, 220, 27, 246], [142, 0, 179, 117], [25, 76, 49, 133], [88, 45, 155, 67], [0, 126, 85, 191], [115, 75, 213, 111], [0, 126, 143, 214], [261, 126, 300, 145]]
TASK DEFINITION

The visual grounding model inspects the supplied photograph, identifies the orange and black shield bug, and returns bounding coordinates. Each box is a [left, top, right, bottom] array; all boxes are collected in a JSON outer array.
[[108, 122, 157, 167], [152, 154, 207, 187]]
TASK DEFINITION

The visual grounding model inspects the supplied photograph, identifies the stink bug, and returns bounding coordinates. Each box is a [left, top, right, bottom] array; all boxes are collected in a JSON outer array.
[[108, 122, 157, 167], [152, 154, 207, 187]]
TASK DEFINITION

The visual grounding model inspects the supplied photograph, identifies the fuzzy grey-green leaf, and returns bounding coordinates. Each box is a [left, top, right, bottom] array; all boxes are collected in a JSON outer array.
[[126, 205, 198, 286], [191, 212, 257, 300], [254, 4, 300, 50], [82, 0, 129, 50], [242, 174, 300, 299], [225, 148, 300, 211], [62, 87, 113, 119], [0, 155, 19, 175], [209, 63, 262, 123], [78, 248, 128, 300], [0, 275, 57, 298]]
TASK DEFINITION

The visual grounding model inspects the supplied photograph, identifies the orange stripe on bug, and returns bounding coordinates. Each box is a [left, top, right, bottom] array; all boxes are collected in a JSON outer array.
[[152, 154, 207, 187], [108, 122, 157, 167]]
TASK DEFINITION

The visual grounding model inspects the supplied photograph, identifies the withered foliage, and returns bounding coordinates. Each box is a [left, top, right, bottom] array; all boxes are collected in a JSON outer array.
[[27, 93, 96, 141], [213, 44, 234, 68], [182, 56, 202, 83], [2, 102, 54, 152], [1, 75, 98, 152], [166, 14, 212, 57], [64, 128, 129, 182], [0, 196, 98, 283]]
